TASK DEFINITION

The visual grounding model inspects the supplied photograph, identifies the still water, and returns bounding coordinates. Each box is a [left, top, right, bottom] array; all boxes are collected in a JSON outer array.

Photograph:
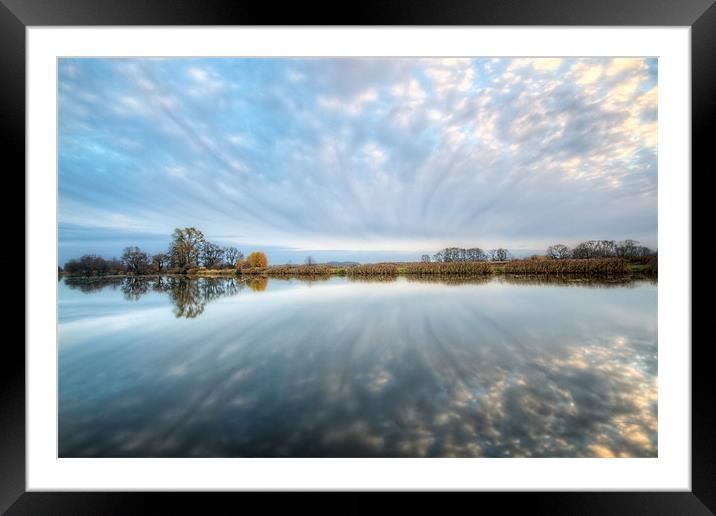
[[59, 275, 657, 458]]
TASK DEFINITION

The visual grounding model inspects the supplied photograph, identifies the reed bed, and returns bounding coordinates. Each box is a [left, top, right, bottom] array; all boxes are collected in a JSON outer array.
[[345, 263, 399, 276], [237, 267, 268, 275], [403, 261, 494, 275], [503, 258, 629, 275], [264, 265, 333, 277]]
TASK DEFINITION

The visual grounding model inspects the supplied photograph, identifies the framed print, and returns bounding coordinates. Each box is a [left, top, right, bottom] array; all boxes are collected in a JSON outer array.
[[6, 0, 712, 512]]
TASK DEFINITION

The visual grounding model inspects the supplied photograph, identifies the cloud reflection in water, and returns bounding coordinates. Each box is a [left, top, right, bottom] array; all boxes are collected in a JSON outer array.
[[59, 276, 657, 457]]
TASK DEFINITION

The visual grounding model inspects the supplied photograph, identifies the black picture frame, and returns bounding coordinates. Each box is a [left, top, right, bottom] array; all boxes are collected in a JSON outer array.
[[4, 0, 710, 512]]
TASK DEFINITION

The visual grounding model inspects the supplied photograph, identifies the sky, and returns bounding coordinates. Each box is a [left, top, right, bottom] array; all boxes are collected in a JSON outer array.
[[58, 57, 657, 264]]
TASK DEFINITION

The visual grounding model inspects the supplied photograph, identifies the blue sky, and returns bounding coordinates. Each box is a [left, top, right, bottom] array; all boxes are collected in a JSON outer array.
[[59, 57, 657, 264]]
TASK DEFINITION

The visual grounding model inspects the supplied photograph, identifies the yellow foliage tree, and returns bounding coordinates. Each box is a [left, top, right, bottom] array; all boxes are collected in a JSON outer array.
[[246, 251, 268, 268]]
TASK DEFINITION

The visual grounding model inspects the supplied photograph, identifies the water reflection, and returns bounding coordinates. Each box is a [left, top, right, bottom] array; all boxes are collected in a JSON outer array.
[[63, 274, 653, 314], [64, 276, 124, 293], [247, 277, 268, 292], [347, 275, 399, 284], [65, 276, 247, 319], [59, 276, 657, 458]]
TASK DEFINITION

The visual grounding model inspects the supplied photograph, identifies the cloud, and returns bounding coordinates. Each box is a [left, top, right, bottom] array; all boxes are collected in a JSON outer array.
[[318, 88, 379, 116], [58, 57, 658, 263]]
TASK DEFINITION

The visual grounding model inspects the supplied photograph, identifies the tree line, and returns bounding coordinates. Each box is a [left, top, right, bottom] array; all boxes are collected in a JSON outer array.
[[62, 227, 268, 276], [421, 240, 655, 264], [422, 247, 511, 263], [546, 240, 655, 260]]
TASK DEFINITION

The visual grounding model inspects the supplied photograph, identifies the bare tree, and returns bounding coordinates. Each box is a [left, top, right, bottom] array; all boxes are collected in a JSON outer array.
[[223, 247, 242, 268], [421, 254, 431, 263], [615, 239, 654, 258], [202, 242, 225, 269], [64, 255, 103, 276], [637, 246, 655, 257], [571, 242, 591, 259], [546, 244, 571, 259], [489, 248, 511, 261], [151, 253, 169, 273], [305, 256, 316, 266], [573, 240, 617, 259], [121, 246, 150, 274], [466, 248, 487, 261], [434, 247, 488, 262], [596, 240, 616, 257], [440, 247, 461, 262]]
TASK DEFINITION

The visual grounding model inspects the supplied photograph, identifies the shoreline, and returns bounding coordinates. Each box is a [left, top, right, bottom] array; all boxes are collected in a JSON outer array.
[[59, 260, 656, 280]]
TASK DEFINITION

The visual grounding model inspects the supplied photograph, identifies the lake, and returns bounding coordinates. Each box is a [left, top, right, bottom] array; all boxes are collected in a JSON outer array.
[[58, 275, 657, 458]]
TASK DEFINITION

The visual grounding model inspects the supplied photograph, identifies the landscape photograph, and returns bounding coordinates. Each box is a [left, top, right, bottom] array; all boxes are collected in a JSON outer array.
[[58, 57, 658, 458]]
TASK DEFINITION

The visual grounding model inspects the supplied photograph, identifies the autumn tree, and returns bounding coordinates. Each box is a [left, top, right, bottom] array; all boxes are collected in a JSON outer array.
[[168, 227, 205, 270], [246, 251, 268, 268]]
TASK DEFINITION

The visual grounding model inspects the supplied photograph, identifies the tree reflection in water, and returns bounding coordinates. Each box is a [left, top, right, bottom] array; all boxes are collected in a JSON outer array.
[[63, 274, 655, 320], [65, 276, 247, 319], [248, 277, 268, 292], [64, 277, 124, 293], [121, 277, 151, 301]]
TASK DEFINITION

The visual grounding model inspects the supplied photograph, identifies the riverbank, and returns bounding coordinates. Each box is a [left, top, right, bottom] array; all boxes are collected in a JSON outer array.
[[60, 258, 656, 279]]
